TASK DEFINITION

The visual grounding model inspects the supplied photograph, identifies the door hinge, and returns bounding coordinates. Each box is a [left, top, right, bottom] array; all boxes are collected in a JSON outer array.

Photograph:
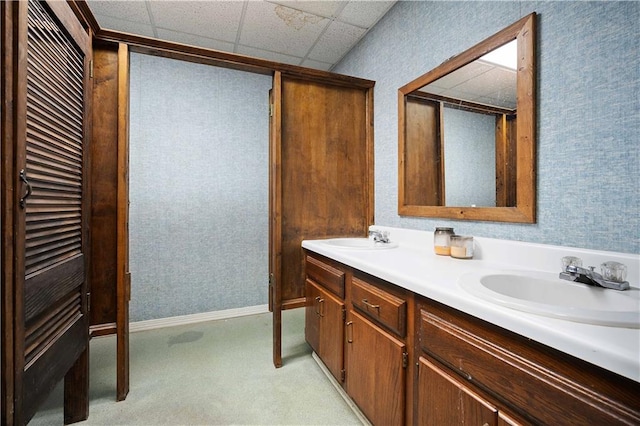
[[89, 59, 94, 78], [340, 369, 345, 382], [269, 273, 274, 285], [342, 306, 346, 322], [269, 103, 274, 117], [402, 352, 408, 369]]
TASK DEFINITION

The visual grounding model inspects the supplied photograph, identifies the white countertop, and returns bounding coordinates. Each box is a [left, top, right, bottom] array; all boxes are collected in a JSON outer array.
[[302, 226, 640, 382]]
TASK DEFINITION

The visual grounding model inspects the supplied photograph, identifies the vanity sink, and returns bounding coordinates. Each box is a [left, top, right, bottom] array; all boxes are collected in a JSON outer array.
[[322, 238, 398, 250], [459, 271, 640, 328]]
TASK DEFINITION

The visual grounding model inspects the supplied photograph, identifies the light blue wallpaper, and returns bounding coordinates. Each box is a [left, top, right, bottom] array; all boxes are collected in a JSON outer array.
[[333, 1, 640, 254], [129, 53, 272, 321], [444, 107, 496, 207]]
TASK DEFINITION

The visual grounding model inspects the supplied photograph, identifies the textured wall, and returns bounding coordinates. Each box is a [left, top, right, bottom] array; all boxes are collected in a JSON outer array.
[[129, 53, 272, 321], [334, 1, 639, 253]]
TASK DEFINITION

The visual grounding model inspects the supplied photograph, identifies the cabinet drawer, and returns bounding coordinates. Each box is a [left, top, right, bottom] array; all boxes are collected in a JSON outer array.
[[305, 255, 345, 298], [351, 277, 406, 337]]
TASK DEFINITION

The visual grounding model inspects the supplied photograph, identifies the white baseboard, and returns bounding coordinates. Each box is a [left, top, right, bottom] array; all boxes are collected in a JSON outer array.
[[129, 304, 270, 333]]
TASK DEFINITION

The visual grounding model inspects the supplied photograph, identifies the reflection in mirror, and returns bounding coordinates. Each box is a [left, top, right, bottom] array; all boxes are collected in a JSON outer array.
[[399, 13, 536, 223]]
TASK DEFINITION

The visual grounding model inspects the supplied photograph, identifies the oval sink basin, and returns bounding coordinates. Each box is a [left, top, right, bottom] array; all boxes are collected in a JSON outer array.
[[322, 238, 398, 250], [459, 271, 640, 328]]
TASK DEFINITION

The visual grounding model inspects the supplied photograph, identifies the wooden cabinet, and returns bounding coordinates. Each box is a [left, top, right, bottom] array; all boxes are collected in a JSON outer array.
[[417, 356, 503, 426], [305, 279, 344, 382], [304, 252, 640, 426], [304, 254, 411, 425], [345, 274, 410, 426], [345, 310, 406, 426], [416, 296, 640, 425], [304, 255, 345, 382]]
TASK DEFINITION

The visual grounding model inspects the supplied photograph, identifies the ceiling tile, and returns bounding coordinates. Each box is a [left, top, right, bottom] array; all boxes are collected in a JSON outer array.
[[150, 1, 244, 43], [156, 29, 236, 52], [236, 46, 303, 66], [308, 20, 365, 64], [338, 1, 395, 28], [301, 58, 333, 71], [86, 0, 151, 24], [269, 1, 347, 18], [240, 2, 328, 57], [94, 14, 156, 38]]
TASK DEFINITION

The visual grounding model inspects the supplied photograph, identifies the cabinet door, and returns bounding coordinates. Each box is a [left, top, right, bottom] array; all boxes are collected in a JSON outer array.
[[305, 279, 344, 381], [346, 310, 406, 426], [417, 357, 498, 426]]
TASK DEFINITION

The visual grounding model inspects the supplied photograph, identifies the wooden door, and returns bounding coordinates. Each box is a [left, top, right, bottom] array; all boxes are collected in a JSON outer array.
[[417, 357, 498, 426], [270, 72, 374, 367], [1, 1, 91, 423], [345, 310, 405, 426]]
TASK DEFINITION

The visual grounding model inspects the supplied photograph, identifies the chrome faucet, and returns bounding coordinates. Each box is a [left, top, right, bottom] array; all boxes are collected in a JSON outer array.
[[559, 265, 630, 291], [369, 229, 390, 244]]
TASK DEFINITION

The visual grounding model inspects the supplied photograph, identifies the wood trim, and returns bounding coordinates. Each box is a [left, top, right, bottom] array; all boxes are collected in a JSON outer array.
[[116, 42, 130, 402], [365, 86, 375, 226], [399, 14, 532, 94], [67, 0, 100, 35], [12, 3, 29, 423], [94, 30, 375, 90], [89, 322, 116, 337], [282, 298, 306, 310], [270, 71, 283, 368], [1, 1, 18, 423]]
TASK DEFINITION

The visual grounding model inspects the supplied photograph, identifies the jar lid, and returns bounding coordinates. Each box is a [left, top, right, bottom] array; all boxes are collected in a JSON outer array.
[[435, 227, 454, 232]]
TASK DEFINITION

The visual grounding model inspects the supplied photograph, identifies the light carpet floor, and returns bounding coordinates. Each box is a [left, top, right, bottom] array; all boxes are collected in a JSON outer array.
[[30, 309, 363, 425]]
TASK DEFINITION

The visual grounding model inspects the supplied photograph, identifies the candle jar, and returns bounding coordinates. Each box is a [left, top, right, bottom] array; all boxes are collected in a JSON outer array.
[[434, 227, 455, 256], [450, 235, 474, 259]]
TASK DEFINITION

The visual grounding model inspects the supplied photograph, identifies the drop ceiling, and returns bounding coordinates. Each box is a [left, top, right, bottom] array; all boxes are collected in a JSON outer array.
[[86, 0, 397, 71]]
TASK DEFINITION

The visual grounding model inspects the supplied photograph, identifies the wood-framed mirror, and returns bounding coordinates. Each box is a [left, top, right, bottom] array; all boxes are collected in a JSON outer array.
[[398, 13, 536, 223]]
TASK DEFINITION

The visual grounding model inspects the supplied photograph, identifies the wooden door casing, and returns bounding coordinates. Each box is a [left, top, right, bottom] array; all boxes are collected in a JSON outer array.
[[2, 0, 92, 423]]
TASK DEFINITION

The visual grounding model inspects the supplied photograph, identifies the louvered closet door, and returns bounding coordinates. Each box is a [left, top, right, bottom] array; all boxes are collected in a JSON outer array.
[[19, 0, 91, 421]]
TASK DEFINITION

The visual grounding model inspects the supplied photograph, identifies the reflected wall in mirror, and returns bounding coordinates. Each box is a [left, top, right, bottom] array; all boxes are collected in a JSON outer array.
[[398, 13, 536, 223]]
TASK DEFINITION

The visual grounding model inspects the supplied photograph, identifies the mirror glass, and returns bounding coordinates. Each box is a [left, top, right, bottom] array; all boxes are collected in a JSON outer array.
[[398, 13, 536, 223]]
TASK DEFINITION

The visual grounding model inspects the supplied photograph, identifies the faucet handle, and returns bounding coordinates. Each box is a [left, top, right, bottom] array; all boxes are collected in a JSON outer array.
[[561, 256, 583, 270]]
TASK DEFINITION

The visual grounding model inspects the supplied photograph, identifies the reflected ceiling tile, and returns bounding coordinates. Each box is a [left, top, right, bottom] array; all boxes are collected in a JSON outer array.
[[338, 1, 395, 28], [156, 29, 236, 52], [308, 20, 365, 64], [237, 45, 303, 66], [150, 1, 243, 42], [94, 14, 155, 37], [86, 0, 151, 23], [241, 2, 328, 57], [270, 1, 347, 18]]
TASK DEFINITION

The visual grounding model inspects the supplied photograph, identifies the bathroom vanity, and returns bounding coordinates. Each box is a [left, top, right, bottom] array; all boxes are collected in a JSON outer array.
[[302, 227, 640, 425]]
